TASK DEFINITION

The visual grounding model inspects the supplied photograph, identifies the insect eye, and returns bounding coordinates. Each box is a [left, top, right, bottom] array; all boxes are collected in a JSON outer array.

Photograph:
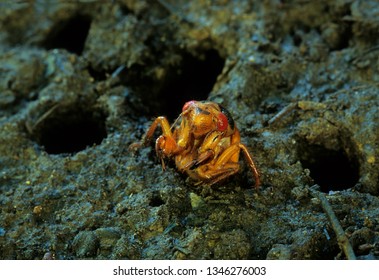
[[217, 112, 228, 131], [218, 104, 235, 130], [182, 100, 196, 112]]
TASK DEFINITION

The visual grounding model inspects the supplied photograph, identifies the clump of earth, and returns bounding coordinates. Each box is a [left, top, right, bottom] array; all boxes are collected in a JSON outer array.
[[0, 1, 378, 259]]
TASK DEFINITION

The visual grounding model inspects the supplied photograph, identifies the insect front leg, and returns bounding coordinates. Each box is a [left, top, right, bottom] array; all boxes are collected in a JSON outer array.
[[129, 116, 185, 170], [129, 116, 173, 150]]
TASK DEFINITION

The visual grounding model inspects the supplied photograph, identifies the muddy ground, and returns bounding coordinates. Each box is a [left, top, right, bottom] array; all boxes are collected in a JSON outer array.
[[0, 0, 378, 260]]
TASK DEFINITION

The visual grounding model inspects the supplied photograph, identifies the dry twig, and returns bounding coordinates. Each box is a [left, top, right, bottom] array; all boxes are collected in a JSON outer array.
[[308, 185, 357, 260]]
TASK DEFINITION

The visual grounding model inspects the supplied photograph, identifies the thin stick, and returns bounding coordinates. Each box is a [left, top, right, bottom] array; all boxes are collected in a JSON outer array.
[[308, 186, 357, 260], [26, 103, 60, 134], [267, 102, 298, 126]]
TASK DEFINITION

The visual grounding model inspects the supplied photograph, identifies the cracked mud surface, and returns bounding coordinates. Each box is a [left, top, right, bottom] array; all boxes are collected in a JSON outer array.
[[0, 1, 378, 259]]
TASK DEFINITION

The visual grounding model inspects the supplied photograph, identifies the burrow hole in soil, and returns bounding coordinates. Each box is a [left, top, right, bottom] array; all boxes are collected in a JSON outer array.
[[149, 191, 165, 207], [123, 48, 225, 120], [158, 49, 225, 120], [42, 14, 91, 55], [298, 143, 360, 192], [31, 106, 107, 155]]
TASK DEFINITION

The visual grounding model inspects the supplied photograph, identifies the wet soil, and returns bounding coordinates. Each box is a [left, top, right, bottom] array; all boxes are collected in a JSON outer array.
[[0, 0, 378, 260]]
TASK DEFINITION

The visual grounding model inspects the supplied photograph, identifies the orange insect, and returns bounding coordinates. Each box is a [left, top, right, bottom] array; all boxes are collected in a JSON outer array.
[[129, 100, 260, 188]]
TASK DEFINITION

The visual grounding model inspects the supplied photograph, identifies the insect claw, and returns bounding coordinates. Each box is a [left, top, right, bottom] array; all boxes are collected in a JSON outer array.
[[129, 142, 142, 154]]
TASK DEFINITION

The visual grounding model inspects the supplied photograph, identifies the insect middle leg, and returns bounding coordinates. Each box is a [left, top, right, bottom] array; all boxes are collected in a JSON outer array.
[[196, 143, 260, 188], [129, 116, 173, 149], [194, 162, 240, 186], [192, 144, 242, 186]]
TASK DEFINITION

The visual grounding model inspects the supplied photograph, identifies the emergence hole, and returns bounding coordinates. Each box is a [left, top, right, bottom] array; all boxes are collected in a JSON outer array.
[[149, 192, 165, 207], [124, 49, 225, 120], [87, 65, 108, 81], [32, 107, 107, 155], [43, 14, 91, 55], [159, 49, 225, 120], [298, 144, 359, 192]]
